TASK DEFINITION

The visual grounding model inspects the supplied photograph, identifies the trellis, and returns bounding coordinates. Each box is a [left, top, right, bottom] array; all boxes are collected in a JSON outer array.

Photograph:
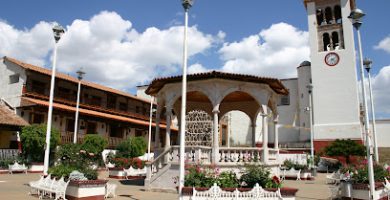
[[185, 110, 213, 146]]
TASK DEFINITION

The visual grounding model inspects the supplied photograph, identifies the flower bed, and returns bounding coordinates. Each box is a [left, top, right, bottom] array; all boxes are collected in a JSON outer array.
[[339, 182, 388, 200]]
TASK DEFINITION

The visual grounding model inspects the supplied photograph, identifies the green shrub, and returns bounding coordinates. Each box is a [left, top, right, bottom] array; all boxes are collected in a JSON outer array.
[[48, 164, 77, 178], [20, 124, 60, 162], [0, 158, 14, 168], [184, 164, 216, 188], [116, 137, 147, 158], [240, 165, 273, 188], [353, 164, 389, 184], [324, 139, 365, 164], [81, 134, 108, 155], [56, 143, 81, 165], [216, 171, 239, 188]]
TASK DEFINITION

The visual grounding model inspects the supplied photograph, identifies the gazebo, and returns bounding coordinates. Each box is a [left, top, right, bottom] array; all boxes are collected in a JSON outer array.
[[144, 71, 289, 191]]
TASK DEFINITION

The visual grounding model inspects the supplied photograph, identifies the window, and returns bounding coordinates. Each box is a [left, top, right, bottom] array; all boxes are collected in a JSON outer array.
[[332, 32, 340, 50], [325, 7, 333, 24], [86, 122, 97, 134], [31, 80, 46, 94], [334, 5, 342, 24], [107, 95, 116, 109], [323, 33, 331, 51], [9, 74, 19, 84], [316, 9, 324, 26], [136, 106, 140, 114], [278, 95, 290, 106], [109, 123, 123, 138], [135, 129, 143, 137], [119, 102, 128, 111], [66, 119, 75, 132], [30, 113, 45, 124]]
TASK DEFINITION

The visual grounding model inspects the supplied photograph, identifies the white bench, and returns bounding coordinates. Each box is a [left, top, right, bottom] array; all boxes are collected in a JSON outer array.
[[192, 183, 282, 200], [326, 172, 341, 184], [123, 166, 146, 179], [29, 174, 70, 200], [8, 162, 27, 174], [281, 168, 301, 181], [384, 178, 390, 199]]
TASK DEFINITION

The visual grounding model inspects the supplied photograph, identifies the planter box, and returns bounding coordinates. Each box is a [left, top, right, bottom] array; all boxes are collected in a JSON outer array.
[[28, 163, 44, 173], [108, 168, 126, 179], [341, 182, 388, 200], [0, 168, 8, 174], [181, 187, 298, 200], [65, 180, 108, 200]]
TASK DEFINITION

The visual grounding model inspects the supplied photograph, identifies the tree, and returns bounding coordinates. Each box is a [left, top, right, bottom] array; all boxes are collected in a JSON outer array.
[[20, 124, 60, 162], [80, 134, 108, 155], [324, 139, 366, 164], [116, 137, 147, 158]]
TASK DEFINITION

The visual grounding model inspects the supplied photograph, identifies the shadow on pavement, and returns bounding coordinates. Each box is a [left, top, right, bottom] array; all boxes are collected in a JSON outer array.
[[119, 178, 144, 186]]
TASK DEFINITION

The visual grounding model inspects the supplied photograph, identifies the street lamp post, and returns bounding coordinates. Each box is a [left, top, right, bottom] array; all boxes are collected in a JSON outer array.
[[147, 97, 155, 161], [364, 58, 379, 164], [179, 0, 193, 198], [73, 69, 85, 144], [307, 84, 316, 175], [43, 24, 65, 175], [349, 9, 375, 199]]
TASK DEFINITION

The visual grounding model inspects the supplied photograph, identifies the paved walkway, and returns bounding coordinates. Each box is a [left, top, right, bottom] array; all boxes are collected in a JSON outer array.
[[0, 171, 332, 200]]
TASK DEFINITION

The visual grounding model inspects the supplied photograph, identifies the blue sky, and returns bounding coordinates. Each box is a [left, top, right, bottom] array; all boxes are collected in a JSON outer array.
[[0, 0, 389, 117]]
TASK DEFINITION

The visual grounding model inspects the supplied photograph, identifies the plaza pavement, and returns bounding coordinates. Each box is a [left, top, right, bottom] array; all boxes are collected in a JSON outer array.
[[0, 171, 332, 200]]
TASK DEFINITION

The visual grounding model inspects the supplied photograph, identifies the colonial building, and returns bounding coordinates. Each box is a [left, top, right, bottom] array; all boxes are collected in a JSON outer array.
[[0, 56, 172, 148]]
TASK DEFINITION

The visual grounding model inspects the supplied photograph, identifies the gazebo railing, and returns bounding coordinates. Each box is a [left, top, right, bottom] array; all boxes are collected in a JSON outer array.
[[170, 145, 212, 164], [219, 147, 263, 164]]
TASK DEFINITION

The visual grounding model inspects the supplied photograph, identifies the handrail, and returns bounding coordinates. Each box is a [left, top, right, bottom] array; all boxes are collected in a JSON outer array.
[[147, 147, 172, 165]]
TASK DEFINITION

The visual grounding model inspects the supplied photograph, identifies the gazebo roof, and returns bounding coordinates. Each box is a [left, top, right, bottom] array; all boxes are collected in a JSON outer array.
[[145, 71, 289, 96]]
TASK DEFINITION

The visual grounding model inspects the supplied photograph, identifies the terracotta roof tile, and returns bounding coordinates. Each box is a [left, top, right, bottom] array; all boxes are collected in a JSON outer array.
[[0, 103, 29, 127], [3, 56, 152, 104], [145, 70, 289, 95], [21, 97, 174, 130]]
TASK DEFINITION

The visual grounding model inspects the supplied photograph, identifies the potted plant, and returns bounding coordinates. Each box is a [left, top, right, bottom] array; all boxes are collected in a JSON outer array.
[[338, 163, 390, 199], [108, 137, 147, 179], [180, 163, 299, 199], [48, 136, 108, 200]]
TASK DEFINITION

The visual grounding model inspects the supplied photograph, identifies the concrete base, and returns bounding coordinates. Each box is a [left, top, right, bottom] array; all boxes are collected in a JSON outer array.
[[65, 180, 108, 200], [28, 163, 44, 173]]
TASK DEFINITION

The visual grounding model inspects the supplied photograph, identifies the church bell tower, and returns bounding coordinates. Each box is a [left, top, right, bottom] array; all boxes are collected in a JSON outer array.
[[304, 0, 361, 148]]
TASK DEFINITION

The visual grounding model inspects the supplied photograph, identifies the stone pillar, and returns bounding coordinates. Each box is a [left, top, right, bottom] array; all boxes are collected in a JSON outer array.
[[274, 119, 279, 150], [251, 123, 257, 147], [154, 108, 161, 156], [261, 114, 268, 163], [212, 108, 220, 164], [165, 109, 172, 151]]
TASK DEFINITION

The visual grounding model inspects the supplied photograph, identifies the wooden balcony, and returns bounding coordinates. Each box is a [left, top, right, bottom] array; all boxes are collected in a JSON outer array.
[[60, 132, 125, 147]]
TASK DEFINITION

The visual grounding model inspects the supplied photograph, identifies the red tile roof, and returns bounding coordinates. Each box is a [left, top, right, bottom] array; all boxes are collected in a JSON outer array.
[[3, 56, 152, 104], [0, 104, 29, 127], [21, 97, 175, 130], [145, 70, 289, 95]]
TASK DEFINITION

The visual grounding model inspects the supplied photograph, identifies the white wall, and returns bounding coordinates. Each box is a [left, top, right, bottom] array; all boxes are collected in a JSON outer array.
[[0, 59, 26, 107], [372, 119, 390, 148]]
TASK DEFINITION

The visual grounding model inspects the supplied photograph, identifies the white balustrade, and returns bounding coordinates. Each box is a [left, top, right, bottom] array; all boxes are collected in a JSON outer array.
[[219, 147, 263, 164]]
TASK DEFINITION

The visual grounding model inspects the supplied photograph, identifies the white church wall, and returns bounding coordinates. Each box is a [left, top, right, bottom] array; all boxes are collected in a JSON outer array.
[[297, 64, 312, 142], [274, 79, 301, 144], [372, 119, 390, 148], [228, 110, 252, 146]]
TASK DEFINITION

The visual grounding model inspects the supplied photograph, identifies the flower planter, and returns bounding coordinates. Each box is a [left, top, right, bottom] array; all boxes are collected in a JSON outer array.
[[108, 167, 126, 179], [65, 179, 108, 200], [340, 182, 388, 200], [28, 163, 44, 173], [0, 168, 8, 174], [181, 187, 298, 200]]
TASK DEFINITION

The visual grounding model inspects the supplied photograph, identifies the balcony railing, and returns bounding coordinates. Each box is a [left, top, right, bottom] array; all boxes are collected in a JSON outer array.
[[60, 133, 124, 147]]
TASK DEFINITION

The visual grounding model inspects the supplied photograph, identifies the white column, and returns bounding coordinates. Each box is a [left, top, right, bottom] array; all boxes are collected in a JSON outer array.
[[165, 109, 172, 151], [212, 108, 220, 164], [251, 123, 257, 147], [261, 114, 268, 163], [154, 108, 161, 155], [274, 119, 279, 150]]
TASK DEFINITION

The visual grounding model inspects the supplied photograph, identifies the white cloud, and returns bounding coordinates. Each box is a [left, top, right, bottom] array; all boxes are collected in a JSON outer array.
[[219, 22, 310, 78], [374, 36, 390, 54], [0, 12, 217, 91], [371, 66, 390, 115], [0, 20, 54, 66], [188, 63, 208, 74]]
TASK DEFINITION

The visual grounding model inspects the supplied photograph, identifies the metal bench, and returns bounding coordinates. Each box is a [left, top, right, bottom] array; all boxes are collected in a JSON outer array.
[[8, 162, 27, 174]]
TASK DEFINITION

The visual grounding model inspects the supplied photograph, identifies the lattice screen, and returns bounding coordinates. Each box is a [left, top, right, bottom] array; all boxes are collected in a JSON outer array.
[[185, 110, 213, 146]]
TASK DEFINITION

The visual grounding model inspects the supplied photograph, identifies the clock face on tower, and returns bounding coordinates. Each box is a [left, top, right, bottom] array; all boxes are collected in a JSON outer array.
[[324, 52, 340, 66]]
